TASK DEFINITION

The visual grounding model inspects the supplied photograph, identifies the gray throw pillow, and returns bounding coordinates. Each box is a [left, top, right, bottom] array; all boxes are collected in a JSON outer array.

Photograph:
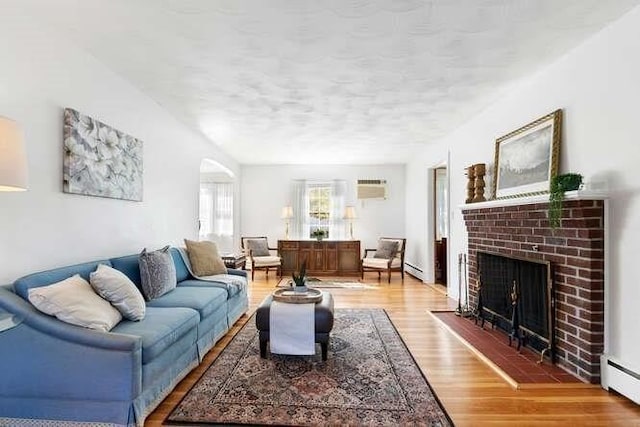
[[139, 245, 177, 301], [90, 264, 146, 321], [374, 240, 399, 259], [246, 239, 270, 257]]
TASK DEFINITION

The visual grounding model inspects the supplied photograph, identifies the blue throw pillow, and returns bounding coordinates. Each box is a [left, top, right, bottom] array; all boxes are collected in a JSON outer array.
[[139, 246, 176, 301]]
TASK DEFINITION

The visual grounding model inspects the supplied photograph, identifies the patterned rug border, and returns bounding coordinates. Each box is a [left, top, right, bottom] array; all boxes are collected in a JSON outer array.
[[165, 309, 453, 426]]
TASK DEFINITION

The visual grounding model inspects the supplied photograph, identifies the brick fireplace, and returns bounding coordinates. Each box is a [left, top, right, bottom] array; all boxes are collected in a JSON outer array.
[[461, 193, 606, 383]]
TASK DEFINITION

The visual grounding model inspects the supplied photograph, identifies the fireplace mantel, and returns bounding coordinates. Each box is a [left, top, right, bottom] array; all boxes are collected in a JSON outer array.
[[459, 190, 608, 211]]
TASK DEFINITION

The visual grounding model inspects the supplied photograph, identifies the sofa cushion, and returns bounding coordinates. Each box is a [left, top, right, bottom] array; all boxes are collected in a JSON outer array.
[[362, 257, 402, 269], [90, 264, 146, 321], [28, 274, 122, 332], [184, 239, 227, 276], [170, 247, 191, 282], [111, 306, 198, 364], [178, 275, 247, 298], [110, 254, 143, 287], [252, 256, 281, 267], [13, 260, 112, 300], [139, 246, 176, 301], [146, 286, 228, 320]]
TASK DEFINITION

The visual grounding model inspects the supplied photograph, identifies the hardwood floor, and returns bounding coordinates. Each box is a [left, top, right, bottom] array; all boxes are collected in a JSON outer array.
[[146, 274, 640, 426]]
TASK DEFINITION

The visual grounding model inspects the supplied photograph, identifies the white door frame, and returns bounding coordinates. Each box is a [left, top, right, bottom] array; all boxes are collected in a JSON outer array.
[[425, 153, 450, 285]]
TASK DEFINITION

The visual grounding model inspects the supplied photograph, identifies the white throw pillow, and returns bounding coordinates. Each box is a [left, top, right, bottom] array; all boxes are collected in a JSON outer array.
[[28, 274, 122, 332], [90, 264, 146, 321]]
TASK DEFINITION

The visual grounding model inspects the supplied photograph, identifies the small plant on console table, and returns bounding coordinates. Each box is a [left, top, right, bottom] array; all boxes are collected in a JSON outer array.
[[292, 260, 308, 292], [549, 173, 583, 229], [311, 229, 327, 241]]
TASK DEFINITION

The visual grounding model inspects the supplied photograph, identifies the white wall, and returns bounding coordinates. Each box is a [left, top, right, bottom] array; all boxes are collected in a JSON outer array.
[[406, 4, 640, 383], [240, 164, 405, 252], [0, 5, 239, 284]]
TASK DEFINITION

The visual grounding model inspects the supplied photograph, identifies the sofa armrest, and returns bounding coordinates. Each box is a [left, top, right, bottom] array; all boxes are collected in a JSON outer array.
[[0, 288, 142, 400], [226, 268, 247, 278]]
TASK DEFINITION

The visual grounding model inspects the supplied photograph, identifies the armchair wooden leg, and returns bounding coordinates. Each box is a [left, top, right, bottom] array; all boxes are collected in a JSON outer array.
[[388, 269, 391, 284], [251, 268, 255, 281]]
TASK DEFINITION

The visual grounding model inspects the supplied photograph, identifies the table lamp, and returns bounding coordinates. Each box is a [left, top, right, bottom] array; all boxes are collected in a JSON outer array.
[[0, 117, 28, 191], [281, 206, 294, 240], [343, 206, 357, 240]]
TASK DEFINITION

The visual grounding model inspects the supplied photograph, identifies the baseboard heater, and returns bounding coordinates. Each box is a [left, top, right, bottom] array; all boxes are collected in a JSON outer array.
[[404, 263, 424, 281], [601, 354, 640, 404], [404, 262, 422, 273]]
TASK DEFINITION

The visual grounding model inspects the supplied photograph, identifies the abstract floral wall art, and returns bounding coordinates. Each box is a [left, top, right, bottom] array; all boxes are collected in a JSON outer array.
[[63, 108, 143, 201]]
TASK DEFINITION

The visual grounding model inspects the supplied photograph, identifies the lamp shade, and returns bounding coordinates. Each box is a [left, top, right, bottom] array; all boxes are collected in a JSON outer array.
[[0, 117, 28, 191], [343, 206, 357, 219], [281, 205, 294, 219]]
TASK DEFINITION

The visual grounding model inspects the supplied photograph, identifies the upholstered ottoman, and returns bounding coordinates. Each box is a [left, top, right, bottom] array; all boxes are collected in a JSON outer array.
[[255, 291, 334, 360]]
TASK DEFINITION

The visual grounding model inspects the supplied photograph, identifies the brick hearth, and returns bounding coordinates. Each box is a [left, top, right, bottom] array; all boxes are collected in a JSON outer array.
[[462, 196, 605, 383]]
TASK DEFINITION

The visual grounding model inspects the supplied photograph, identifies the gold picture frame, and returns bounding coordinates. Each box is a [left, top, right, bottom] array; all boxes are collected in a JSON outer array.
[[492, 109, 562, 199]]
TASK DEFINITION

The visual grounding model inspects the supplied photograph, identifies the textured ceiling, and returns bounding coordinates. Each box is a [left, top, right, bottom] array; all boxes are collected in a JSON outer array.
[[15, 0, 640, 164]]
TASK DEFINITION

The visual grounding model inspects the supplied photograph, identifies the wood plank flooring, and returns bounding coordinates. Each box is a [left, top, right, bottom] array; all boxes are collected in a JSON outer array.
[[146, 274, 640, 426]]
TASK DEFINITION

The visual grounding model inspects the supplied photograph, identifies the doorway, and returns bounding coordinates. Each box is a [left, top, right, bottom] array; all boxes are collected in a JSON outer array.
[[433, 167, 448, 285], [199, 159, 235, 254]]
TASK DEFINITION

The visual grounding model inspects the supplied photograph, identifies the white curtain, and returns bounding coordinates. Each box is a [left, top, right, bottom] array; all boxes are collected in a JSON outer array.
[[291, 180, 308, 239], [329, 180, 346, 240], [290, 179, 346, 240], [199, 182, 234, 252]]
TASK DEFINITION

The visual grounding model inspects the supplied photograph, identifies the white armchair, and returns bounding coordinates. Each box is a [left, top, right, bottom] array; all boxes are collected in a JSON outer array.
[[241, 236, 281, 281], [361, 237, 406, 283]]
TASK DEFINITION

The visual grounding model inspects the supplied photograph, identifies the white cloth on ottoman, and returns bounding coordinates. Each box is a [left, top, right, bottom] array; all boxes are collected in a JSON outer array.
[[269, 300, 315, 355]]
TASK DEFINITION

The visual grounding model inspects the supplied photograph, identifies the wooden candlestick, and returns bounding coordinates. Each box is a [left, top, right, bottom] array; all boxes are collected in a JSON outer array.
[[472, 163, 486, 202], [465, 166, 475, 204]]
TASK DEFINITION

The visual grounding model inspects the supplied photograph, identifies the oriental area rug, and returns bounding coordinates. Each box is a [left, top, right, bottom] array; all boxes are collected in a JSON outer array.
[[166, 309, 452, 426]]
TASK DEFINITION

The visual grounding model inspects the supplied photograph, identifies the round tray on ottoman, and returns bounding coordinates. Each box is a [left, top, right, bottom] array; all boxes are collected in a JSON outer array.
[[272, 287, 323, 304]]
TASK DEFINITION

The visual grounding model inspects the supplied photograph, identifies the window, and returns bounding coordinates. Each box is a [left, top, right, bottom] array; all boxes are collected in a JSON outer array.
[[199, 182, 233, 239], [308, 185, 331, 238], [291, 180, 346, 240]]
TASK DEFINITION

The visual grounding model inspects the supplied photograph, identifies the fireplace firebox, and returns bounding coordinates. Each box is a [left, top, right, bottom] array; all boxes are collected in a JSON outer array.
[[476, 251, 554, 361]]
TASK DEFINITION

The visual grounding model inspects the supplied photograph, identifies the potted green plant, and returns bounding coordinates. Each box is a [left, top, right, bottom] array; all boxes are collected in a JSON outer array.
[[291, 260, 307, 292], [549, 173, 583, 228], [311, 229, 327, 241]]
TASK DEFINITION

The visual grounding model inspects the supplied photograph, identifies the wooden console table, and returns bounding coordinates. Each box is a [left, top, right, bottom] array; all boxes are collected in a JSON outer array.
[[278, 240, 361, 276]]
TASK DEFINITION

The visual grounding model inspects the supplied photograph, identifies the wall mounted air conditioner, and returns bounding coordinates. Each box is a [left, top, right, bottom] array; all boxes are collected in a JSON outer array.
[[357, 179, 387, 200]]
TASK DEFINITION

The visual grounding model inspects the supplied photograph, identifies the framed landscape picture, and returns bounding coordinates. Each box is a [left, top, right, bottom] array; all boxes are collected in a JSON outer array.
[[492, 110, 562, 199]]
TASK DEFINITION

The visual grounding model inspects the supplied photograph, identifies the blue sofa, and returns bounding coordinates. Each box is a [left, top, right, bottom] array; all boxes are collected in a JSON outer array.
[[0, 247, 248, 427]]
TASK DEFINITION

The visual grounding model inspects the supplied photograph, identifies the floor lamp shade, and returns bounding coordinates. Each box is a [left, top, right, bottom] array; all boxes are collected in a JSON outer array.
[[0, 117, 28, 191]]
